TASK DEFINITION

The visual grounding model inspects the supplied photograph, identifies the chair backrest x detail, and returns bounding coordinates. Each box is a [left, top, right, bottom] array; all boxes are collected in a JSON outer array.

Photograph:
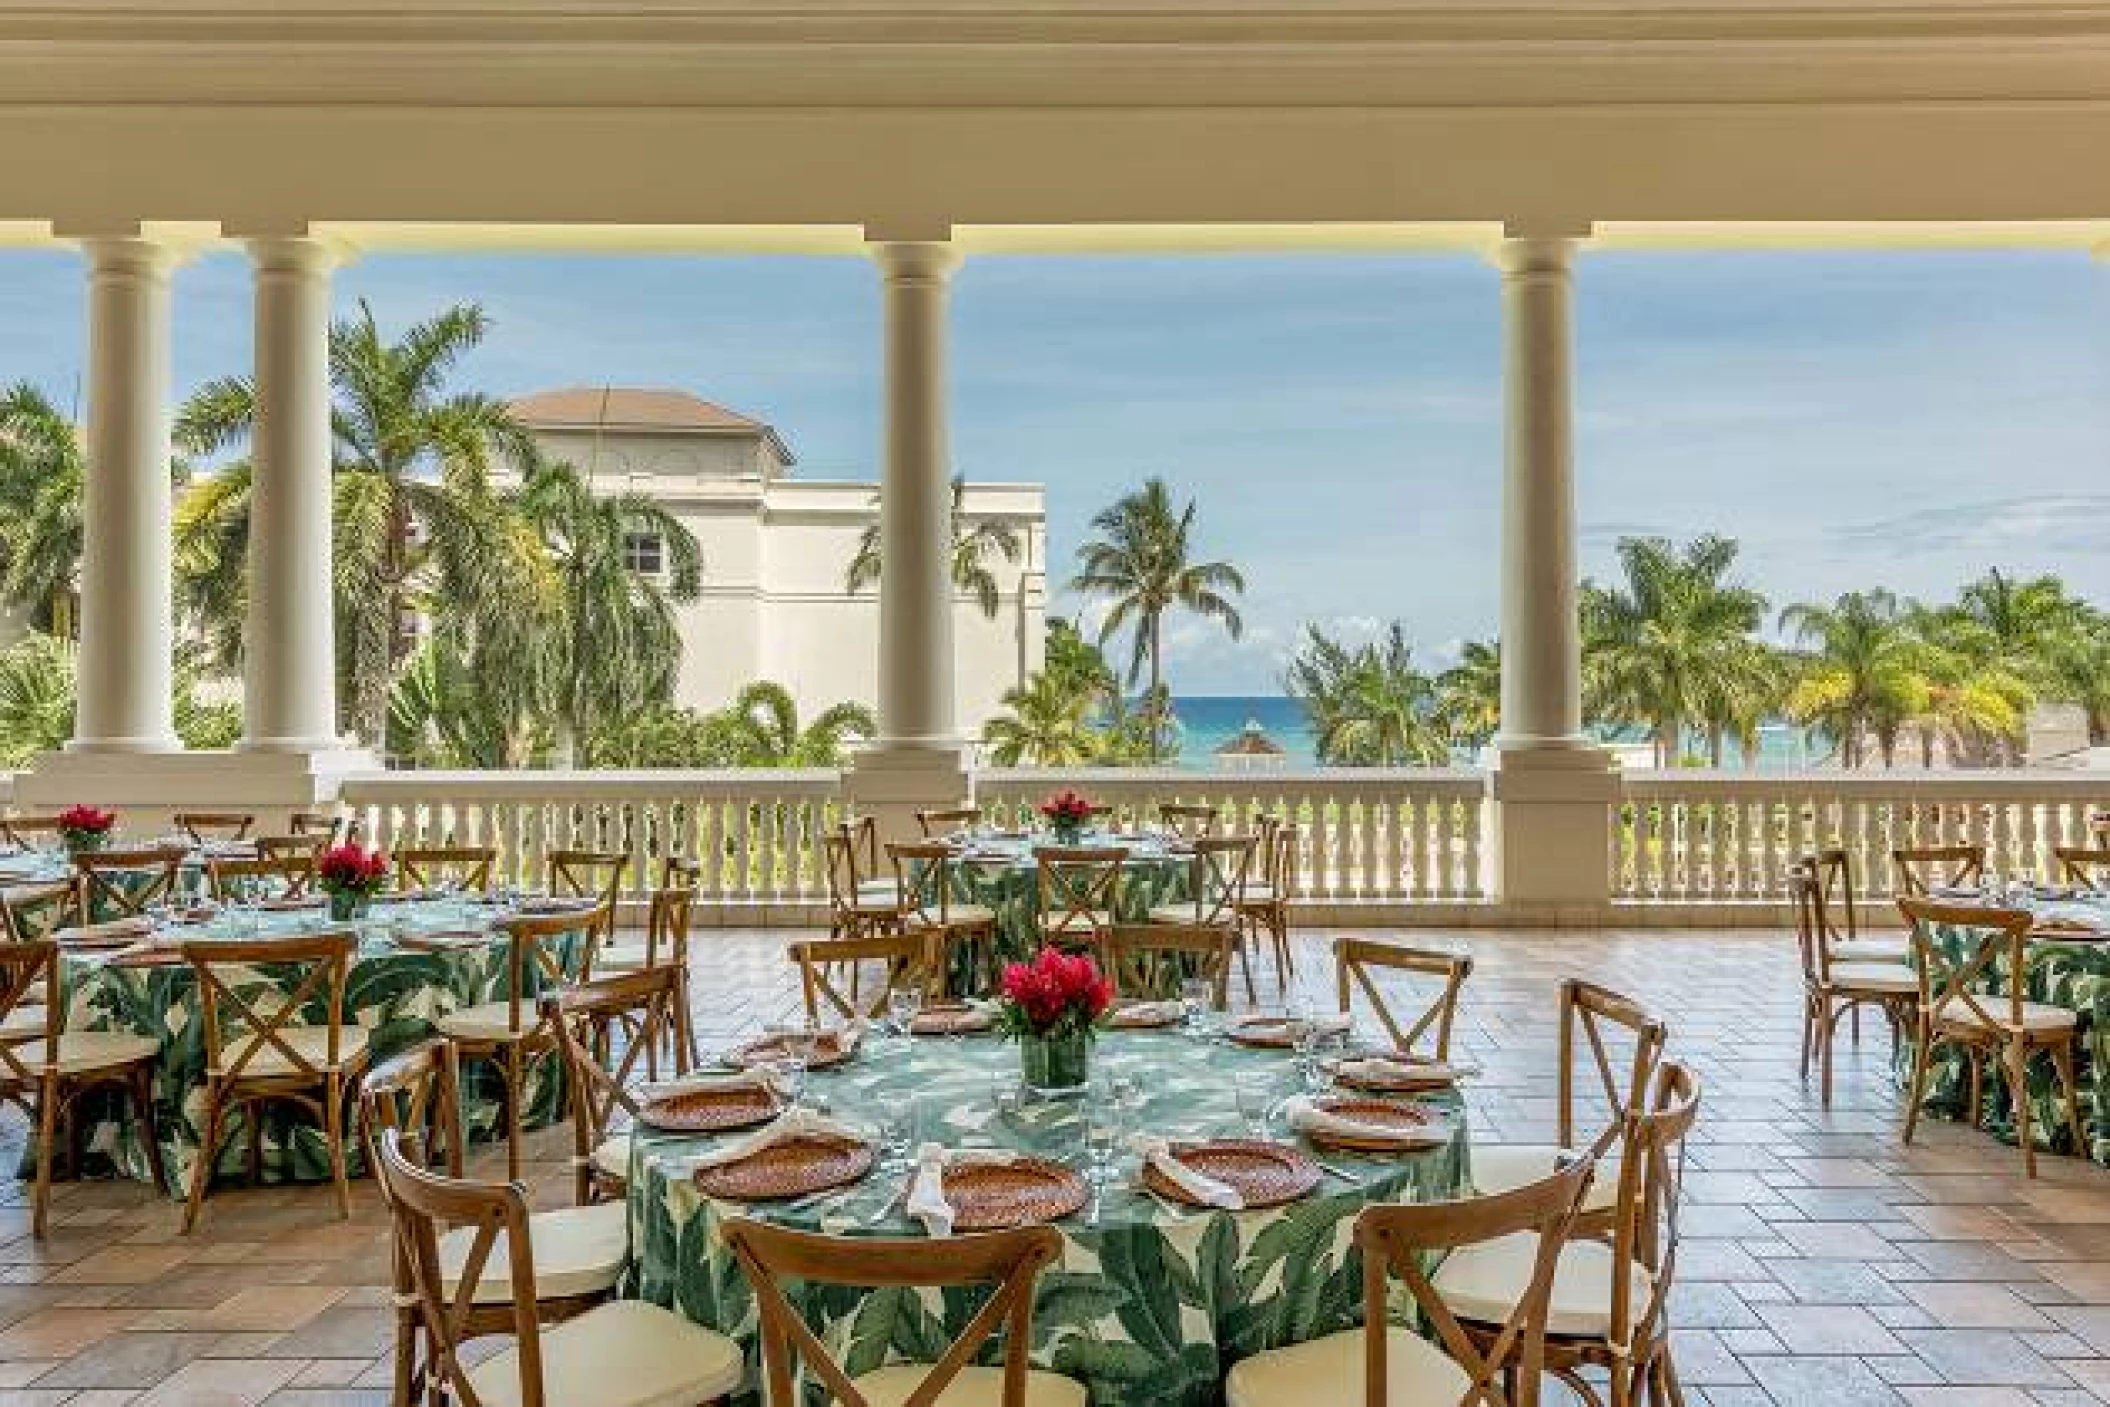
[[1896, 896, 2034, 1030], [1335, 938, 1473, 1059], [184, 930, 357, 1084], [1892, 844, 1985, 897]]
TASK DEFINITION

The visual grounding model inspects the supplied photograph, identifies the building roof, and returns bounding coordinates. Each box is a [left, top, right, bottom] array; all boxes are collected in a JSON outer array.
[[1214, 719, 1288, 758], [509, 387, 795, 464]]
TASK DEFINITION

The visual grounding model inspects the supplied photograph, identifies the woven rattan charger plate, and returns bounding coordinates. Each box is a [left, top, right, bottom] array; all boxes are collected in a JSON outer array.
[[911, 1003, 995, 1036], [1301, 1097, 1450, 1153], [728, 1031, 857, 1070], [1106, 1003, 1182, 1031], [693, 1136, 875, 1201], [1331, 1054, 1467, 1095], [1223, 1016, 1299, 1050], [638, 1083, 783, 1134], [943, 1158, 1088, 1231], [1143, 1139, 1319, 1209]]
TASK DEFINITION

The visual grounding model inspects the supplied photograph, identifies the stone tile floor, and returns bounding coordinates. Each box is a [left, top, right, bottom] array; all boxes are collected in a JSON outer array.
[[3, 925, 2109, 1405]]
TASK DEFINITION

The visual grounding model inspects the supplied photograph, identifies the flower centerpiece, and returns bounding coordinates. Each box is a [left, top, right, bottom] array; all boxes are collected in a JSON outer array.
[[1037, 788, 1095, 846], [54, 805, 115, 854], [995, 946, 1113, 1095], [317, 842, 390, 921]]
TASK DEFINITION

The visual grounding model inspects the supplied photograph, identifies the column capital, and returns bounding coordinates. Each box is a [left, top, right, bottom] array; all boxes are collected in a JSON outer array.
[[869, 240, 961, 284], [76, 236, 183, 281], [1493, 235, 1578, 278], [245, 233, 356, 275]]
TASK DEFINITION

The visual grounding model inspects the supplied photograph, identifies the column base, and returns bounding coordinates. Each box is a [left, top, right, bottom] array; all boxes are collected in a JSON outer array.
[[63, 735, 182, 754], [14, 745, 378, 834], [843, 742, 971, 848], [1487, 742, 1621, 912]]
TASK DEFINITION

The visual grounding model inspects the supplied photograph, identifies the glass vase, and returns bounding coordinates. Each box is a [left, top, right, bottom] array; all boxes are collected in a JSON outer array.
[[328, 889, 370, 923], [1019, 1029, 1090, 1098]]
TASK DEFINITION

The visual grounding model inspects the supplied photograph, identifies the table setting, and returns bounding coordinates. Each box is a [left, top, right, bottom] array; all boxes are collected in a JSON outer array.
[[624, 952, 1471, 1405]]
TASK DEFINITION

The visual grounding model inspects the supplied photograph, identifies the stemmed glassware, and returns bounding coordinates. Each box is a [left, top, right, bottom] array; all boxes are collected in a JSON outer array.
[[887, 985, 924, 1040], [1179, 976, 1211, 1037], [1082, 1082, 1128, 1191]]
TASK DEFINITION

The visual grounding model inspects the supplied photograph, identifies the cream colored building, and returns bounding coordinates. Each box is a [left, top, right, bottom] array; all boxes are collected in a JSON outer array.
[[507, 387, 1046, 733]]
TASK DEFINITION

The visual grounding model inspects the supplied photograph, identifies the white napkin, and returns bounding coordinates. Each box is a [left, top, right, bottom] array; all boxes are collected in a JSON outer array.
[[1113, 1000, 1184, 1023], [1337, 1055, 1475, 1084], [643, 1068, 788, 1102], [1282, 1095, 1447, 1148], [1131, 1135, 1243, 1209], [906, 1144, 1020, 1237], [691, 1107, 869, 1170]]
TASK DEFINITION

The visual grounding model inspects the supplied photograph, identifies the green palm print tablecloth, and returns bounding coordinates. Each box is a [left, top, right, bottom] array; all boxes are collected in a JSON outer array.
[[934, 833, 1193, 996], [1915, 905, 2110, 1163], [50, 897, 586, 1196], [626, 1027, 1469, 1406]]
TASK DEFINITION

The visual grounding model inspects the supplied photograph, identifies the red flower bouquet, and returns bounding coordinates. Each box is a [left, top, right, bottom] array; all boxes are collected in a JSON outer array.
[[317, 842, 390, 897], [997, 947, 1113, 1093], [1037, 789, 1096, 843], [54, 804, 115, 851]]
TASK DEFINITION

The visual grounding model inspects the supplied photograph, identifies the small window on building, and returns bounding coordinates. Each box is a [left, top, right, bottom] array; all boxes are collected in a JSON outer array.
[[623, 532, 664, 576]]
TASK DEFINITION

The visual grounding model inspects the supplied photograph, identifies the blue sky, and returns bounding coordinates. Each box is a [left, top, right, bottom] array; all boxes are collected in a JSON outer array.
[[1, 246, 2106, 693]]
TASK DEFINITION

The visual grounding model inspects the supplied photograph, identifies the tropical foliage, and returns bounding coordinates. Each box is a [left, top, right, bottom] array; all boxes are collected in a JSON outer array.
[[1284, 623, 1450, 766], [844, 477, 1025, 620]]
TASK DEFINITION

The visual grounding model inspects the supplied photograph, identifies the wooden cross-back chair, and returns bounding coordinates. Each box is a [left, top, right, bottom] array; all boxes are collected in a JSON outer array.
[[174, 811, 254, 844], [1142, 834, 1258, 1001], [542, 982, 654, 1205], [289, 811, 348, 844], [360, 1041, 630, 1407], [204, 852, 315, 903], [254, 834, 325, 864], [825, 830, 905, 942], [916, 806, 983, 838], [396, 845, 497, 894], [1156, 802, 1221, 839], [1334, 939, 1473, 1060], [0, 877, 81, 944], [1236, 820, 1299, 988], [889, 842, 999, 996], [373, 1128, 741, 1407], [180, 929, 367, 1231], [1892, 843, 1986, 897], [722, 1217, 1078, 1407], [434, 903, 607, 1181], [1441, 1062, 1702, 1407], [595, 880, 701, 1071], [547, 849, 627, 944], [73, 846, 185, 919], [1897, 896, 2084, 1179], [1471, 979, 1667, 1234], [1227, 1155, 1597, 1407], [2054, 846, 2110, 891], [0, 940, 163, 1237], [0, 814, 63, 850], [1034, 846, 1127, 948], [1799, 847, 1909, 968], [1104, 923, 1235, 1009], [1789, 867, 1916, 1109], [788, 928, 938, 1023]]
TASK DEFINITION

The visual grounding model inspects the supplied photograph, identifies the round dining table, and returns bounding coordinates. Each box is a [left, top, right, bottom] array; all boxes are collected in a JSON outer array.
[[52, 893, 591, 1195], [625, 1023, 1470, 1406], [929, 830, 1198, 994], [1914, 889, 2110, 1165]]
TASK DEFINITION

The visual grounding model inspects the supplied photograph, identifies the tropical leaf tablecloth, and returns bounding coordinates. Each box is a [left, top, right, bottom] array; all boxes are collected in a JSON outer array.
[[1915, 914, 2110, 1163], [938, 834, 1193, 996], [627, 1027, 1469, 1406], [49, 898, 585, 1196]]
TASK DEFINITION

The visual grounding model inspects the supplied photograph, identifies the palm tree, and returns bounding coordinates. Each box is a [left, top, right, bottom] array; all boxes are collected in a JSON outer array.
[[1779, 590, 1930, 768], [1069, 477, 1244, 743], [518, 461, 703, 762], [176, 301, 539, 744], [1285, 623, 1450, 766], [0, 383, 88, 639], [1435, 640, 1502, 754], [1904, 602, 2036, 767], [1950, 569, 2088, 688], [983, 671, 1098, 766], [2046, 618, 2110, 744], [718, 681, 876, 767], [845, 478, 1024, 620], [1581, 535, 1769, 767]]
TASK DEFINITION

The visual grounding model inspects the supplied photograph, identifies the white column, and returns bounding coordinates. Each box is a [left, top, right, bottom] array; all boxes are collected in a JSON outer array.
[[872, 240, 960, 750], [242, 237, 341, 750], [1486, 229, 1617, 915], [1496, 235, 1583, 750], [71, 237, 178, 753]]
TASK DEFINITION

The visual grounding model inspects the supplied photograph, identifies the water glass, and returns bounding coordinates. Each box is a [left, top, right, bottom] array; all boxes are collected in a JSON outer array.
[[766, 1054, 807, 1111], [988, 1068, 1021, 1118], [1179, 976, 1211, 1036], [1083, 1093, 1127, 1188], [877, 1101, 919, 1172], [887, 985, 924, 1038], [1233, 1072, 1276, 1137]]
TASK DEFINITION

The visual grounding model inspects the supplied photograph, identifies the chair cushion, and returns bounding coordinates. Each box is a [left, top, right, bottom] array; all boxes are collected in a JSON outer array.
[[25, 1030, 161, 1075], [907, 904, 999, 930], [1225, 1326, 1470, 1407], [1469, 1143, 1618, 1216], [1236, 885, 1280, 906], [466, 1298, 741, 1407], [441, 1200, 627, 1304], [593, 1132, 631, 1185], [1145, 903, 1236, 927], [1934, 995, 2079, 1032], [1832, 935, 1910, 964], [435, 1000, 540, 1042], [1039, 910, 1113, 934], [1434, 1232, 1655, 1339], [1828, 961, 1918, 995], [854, 1364, 1088, 1407], [215, 1024, 370, 1077], [0, 1004, 47, 1042], [858, 880, 902, 901], [595, 942, 663, 971]]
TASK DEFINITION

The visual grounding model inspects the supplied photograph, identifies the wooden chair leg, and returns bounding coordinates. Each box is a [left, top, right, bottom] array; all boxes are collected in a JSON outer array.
[[1900, 1028, 1934, 1147], [245, 1100, 265, 1188], [129, 1064, 168, 1196], [183, 1091, 225, 1233], [32, 1073, 58, 1239], [1799, 992, 1815, 1085], [503, 1046, 524, 1183], [326, 1076, 352, 1220], [2055, 1041, 2086, 1157], [2009, 1039, 2037, 1180], [677, 971, 702, 1073], [1819, 1004, 1837, 1111]]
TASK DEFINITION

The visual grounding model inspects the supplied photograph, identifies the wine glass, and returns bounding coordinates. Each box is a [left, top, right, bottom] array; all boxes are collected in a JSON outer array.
[[887, 985, 924, 1039], [1233, 1072, 1275, 1137], [1179, 976, 1211, 1036], [1083, 1089, 1127, 1189]]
